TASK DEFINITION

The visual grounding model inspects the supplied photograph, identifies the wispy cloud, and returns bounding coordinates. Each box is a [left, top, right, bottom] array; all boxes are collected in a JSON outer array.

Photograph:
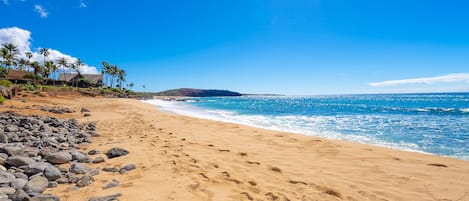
[[369, 73, 469, 87], [34, 4, 48, 18], [80, 0, 86, 8], [3, 0, 8, 5]]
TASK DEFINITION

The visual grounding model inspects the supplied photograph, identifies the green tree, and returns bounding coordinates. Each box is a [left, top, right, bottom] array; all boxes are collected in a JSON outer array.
[[30, 61, 42, 83], [56, 57, 69, 85]]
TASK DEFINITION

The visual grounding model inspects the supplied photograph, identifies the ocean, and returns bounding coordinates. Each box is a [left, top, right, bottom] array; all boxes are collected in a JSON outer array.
[[144, 93, 469, 160]]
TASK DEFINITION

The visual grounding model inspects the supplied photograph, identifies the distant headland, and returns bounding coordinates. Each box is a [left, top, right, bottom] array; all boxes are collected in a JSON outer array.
[[154, 88, 242, 97]]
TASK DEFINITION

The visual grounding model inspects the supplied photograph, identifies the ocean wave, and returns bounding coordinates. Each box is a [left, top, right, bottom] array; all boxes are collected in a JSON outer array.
[[142, 99, 469, 160]]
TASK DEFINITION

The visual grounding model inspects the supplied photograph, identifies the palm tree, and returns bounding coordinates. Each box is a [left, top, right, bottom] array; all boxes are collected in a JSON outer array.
[[73, 59, 83, 87], [101, 61, 110, 87], [117, 68, 126, 89], [17, 58, 29, 71], [39, 48, 49, 64], [43, 61, 57, 85], [128, 82, 134, 90], [56, 57, 68, 86], [25, 52, 33, 72], [1, 43, 18, 71], [108, 65, 118, 88], [30, 61, 42, 84]]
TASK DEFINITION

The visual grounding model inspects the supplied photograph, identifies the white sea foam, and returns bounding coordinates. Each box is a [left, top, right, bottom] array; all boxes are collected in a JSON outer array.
[[142, 99, 435, 156]]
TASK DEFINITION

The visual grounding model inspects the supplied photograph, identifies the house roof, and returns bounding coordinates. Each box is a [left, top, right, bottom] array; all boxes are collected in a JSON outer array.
[[58, 73, 77, 82], [58, 73, 103, 84], [81, 74, 103, 84], [6, 70, 31, 81]]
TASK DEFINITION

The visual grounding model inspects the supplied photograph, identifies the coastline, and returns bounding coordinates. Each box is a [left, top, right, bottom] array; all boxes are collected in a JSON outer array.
[[2, 94, 469, 200]]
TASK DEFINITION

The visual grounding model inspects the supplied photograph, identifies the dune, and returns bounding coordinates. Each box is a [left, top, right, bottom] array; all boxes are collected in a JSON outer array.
[[2, 94, 468, 201]]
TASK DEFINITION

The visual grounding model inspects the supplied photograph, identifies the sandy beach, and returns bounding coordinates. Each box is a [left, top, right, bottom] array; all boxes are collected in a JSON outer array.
[[2, 94, 469, 201]]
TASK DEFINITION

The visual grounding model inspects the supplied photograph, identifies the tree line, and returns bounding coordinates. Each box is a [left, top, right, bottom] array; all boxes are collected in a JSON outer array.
[[0, 42, 131, 89]]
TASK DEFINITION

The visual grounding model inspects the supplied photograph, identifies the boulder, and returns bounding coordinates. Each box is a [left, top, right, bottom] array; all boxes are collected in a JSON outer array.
[[23, 176, 48, 193], [102, 179, 119, 189], [8, 189, 30, 201], [11, 178, 28, 189], [44, 166, 61, 181], [92, 157, 104, 164], [30, 194, 60, 201], [0, 172, 15, 185], [76, 175, 94, 188], [69, 163, 90, 174], [105, 148, 128, 159], [71, 150, 89, 163], [88, 193, 122, 201], [45, 152, 72, 164], [5, 156, 35, 167]]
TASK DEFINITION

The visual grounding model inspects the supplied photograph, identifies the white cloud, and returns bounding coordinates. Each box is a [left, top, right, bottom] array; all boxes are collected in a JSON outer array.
[[34, 5, 48, 18], [3, 0, 8, 5], [0, 27, 98, 74], [80, 0, 86, 8], [369, 73, 469, 87]]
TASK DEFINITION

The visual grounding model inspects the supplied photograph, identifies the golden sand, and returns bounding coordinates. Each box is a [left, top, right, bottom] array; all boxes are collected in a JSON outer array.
[[2, 94, 468, 201]]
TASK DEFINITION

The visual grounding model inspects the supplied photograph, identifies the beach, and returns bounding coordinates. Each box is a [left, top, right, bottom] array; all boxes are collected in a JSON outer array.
[[2, 94, 469, 201]]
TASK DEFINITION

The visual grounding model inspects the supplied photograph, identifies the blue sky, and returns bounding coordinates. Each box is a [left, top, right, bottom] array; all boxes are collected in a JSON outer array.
[[1, 0, 469, 94]]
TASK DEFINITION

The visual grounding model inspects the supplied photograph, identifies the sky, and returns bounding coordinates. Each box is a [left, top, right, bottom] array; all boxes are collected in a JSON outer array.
[[1, 0, 469, 95]]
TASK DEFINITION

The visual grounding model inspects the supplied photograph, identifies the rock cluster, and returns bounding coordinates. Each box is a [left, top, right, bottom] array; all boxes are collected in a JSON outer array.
[[0, 112, 109, 200]]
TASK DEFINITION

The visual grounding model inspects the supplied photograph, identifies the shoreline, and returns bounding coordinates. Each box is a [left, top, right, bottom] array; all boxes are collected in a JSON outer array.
[[2, 94, 469, 200], [143, 99, 465, 161]]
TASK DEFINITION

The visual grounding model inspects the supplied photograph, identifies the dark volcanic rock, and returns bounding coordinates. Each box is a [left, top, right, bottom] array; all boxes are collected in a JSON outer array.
[[102, 179, 119, 189], [102, 167, 118, 173], [45, 152, 72, 164], [69, 163, 90, 174], [23, 176, 49, 193], [5, 156, 35, 167], [44, 166, 61, 181], [87, 150, 99, 155], [88, 193, 122, 201], [76, 175, 94, 188], [92, 157, 104, 164], [105, 148, 129, 159], [30, 194, 60, 201], [119, 164, 136, 174]]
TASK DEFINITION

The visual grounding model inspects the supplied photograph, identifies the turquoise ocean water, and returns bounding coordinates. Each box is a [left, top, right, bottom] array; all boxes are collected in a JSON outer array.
[[145, 93, 469, 160]]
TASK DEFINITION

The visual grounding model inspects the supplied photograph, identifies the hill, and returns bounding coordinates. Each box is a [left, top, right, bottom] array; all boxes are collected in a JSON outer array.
[[155, 88, 242, 97]]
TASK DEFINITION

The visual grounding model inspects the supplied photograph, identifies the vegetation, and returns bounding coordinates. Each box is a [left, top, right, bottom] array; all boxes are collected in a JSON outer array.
[[0, 79, 12, 87], [0, 95, 4, 104]]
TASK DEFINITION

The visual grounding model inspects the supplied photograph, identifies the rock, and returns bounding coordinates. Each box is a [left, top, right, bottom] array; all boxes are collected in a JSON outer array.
[[70, 151, 89, 163], [25, 162, 49, 176], [88, 193, 122, 201], [23, 176, 48, 193], [47, 181, 58, 188], [8, 189, 30, 201], [119, 164, 136, 174], [13, 173, 27, 180], [0, 134, 8, 143], [30, 194, 60, 201], [0, 187, 15, 195], [102, 179, 119, 189], [86, 169, 99, 177], [55, 177, 68, 184], [1, 147, 24, 157], [83, 113, 91, 117], [5, 156, 35, 167], [44, 166, 61, 181], [102, 167, 118, 173], [0, 172, 15, 185], [11, 178, 28, 189], [0, 86, 12, 99], [92, 157, 104, 164], [80, 108, 90, 113], [87, 150, 99, 155], [105, 148, 128, 159], [76, 176, 94, 188], [45, 152, 72, 164], [4, 126, 18, 133], [69, 163, 90, 174]]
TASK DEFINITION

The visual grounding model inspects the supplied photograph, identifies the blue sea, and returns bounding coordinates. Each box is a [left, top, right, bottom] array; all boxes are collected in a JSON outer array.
[[145, 93, 469, 160]]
